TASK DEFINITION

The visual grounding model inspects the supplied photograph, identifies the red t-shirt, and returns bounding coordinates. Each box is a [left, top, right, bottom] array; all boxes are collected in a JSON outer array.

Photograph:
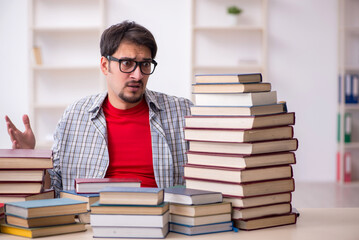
[[103, 97, 157, 187]]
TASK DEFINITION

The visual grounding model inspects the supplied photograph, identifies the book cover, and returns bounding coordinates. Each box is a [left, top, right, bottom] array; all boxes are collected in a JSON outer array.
[[75, 177, 141, 193], [169, 213, 231, 226], [169, 202, 231, 217], [0, 181, 44, 194], [0, 189, 54, 203], [0, 169, 45, 182], [99, 187, 164, 205], [164, 187, 223, 205], [90, 201, 169, 215], [192, 82, 271, 93], [92, 224, 169, 238], [232, 202, 292, 220], [169, 221, 233, 235], [0, 149, 53, 169], [195, 73, 262, 83], [5, 214, 76, 228], [60, 190, 100, 210], [223, 192, 292, 208]]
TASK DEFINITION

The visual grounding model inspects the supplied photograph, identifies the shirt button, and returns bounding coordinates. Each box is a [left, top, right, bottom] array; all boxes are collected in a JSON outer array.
[[98, 171, 103, 175]]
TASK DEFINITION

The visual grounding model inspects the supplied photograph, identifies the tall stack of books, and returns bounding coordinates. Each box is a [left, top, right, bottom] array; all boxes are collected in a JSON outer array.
[[0, 149, 55, 204], [90, 187, 169, 238], [0, 198, 87, 238], [184, 73, 299, 230], [164, 187, 233, 235]]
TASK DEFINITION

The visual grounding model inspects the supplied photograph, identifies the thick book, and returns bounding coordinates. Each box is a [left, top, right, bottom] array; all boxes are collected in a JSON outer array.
[[194, 91, 277, 106], [5, 214, 76, 228], [170, 221, 233, 236], [184, 177, 295, 197], [233, 211, 298, 230], [184, 126, 294, 143], [188, 138, 299, 155], [4, 198, 88, 218], [223, 192, 292, 208], [186, 151, 296, 169], [90, 210, 169, 227], [195, 73, 262, 83], [0, 189, 54, 203], [192, 82, 271, 93], [0, 169, 45, 182], [75, 177, 141, 193], [184, 164, 293, 183], [0, 181, 43, 194], [92, 224, 169, 238], [90, 201, 169, 215], [190, 102, 287, 116], [185, 112, 295, 129], [0, 203, 3, 214], [0, 222, 86, 238], [60, 190, 99, 211], [170, 213, 231, 226], [0, 149, 53, 169], [232, 203, 292, 220], [164, 187, 223, 205], [99, 187, 164, 205], [169, 202, 231, 217]]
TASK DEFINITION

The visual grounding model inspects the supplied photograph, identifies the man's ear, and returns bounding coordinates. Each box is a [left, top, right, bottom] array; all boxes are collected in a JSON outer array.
[[100, 56, 109, 75]]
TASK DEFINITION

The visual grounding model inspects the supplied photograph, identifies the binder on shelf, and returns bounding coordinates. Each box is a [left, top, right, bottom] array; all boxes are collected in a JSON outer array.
[[337, 113, 352, 143], [345, 74, 359, 104], [336, 151, 351, 183]]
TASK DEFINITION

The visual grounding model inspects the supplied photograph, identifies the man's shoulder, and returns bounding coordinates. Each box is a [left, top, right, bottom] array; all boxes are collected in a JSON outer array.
[[65, 92, 107, 114], [146, 89, 193, 108]]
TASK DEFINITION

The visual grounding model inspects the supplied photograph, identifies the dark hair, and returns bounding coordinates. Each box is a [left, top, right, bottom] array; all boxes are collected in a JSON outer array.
[[100, 20, 157, 59]]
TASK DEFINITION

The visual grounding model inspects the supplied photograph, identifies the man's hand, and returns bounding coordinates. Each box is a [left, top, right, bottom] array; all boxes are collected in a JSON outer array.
[[5, 115, 36, 149]]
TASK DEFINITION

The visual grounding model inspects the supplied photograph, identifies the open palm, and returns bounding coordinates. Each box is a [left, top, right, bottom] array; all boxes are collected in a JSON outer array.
[[5, 115, 36, 149]]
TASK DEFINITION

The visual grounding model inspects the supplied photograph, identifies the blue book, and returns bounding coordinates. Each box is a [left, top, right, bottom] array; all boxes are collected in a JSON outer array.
[[170, 221, 233, 235], [99, 187, 164, 205], [5, 198, 88, 218]]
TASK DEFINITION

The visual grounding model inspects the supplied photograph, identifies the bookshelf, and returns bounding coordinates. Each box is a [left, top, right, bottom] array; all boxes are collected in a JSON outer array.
[[190, 0, 268, 87], [29, 0, 106, 149], [337, 0, 359, 183]]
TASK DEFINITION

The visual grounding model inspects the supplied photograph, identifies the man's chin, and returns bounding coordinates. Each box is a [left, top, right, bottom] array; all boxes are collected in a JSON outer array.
[[118, 93, 143, 104]]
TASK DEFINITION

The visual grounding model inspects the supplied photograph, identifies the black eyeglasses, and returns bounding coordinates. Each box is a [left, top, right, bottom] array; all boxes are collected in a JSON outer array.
[[107, 56, 157, 75]]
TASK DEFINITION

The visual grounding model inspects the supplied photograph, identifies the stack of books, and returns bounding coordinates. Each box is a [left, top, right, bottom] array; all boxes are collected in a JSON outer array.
[[0, 149, 55, 203], [164, 187, 233, 235], [184, 73, 299, 230], [0, 198, 87, 238], [90, 187, 169, 238]]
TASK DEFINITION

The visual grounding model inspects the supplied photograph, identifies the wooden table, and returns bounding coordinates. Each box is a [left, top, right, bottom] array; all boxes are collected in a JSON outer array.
[[0, 208, 358, 240]]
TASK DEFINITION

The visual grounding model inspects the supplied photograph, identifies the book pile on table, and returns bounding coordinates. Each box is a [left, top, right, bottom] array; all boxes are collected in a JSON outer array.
[[0, 198, 87, 238], [164, 187, 233, 235], [90, 187, 169, 238], [0, 149, 55, 204], [0, 203, 4, 224], [184, 73, 299, 230]]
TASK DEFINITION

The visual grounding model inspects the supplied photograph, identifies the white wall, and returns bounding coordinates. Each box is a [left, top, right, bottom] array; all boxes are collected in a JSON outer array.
[[0, 0, 338, 182]]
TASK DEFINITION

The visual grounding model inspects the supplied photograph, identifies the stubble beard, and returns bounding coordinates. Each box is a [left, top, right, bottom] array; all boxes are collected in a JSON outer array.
[[118, 81, 144, 104]]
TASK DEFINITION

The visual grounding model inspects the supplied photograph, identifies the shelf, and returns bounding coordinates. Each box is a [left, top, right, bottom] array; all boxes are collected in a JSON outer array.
[[33, 65, 99, 71], [194, 26, 264, 31], [344, 142, 359, 149], [32, 26, 102, 33], [193, 64, 263, 72]]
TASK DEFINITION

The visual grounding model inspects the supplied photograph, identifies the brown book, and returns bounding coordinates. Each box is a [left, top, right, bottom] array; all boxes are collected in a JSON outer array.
[[60, 190, 99, 211], [169, 202, 231, 217], [186, 151, 296, 169], [233, 211, 298, 230], [99, 187, 164, 205], [5, 214, 76, 228], [184, 164, 293, 183], [188, 138, 298, 155], [192, 82, 271, 93], [0, 189, 54, 203], [185, 112, 295, 129], [91, 202, 169, 215], [223, 192, 292, 208], [0, 181, 44, 194], [0, 169, 45, 182], [184, 126, 294, 143], [184, 177, 295, 197], [0, 149, 52, 169], [195, 73, 262, 84], [232, 203, 292, 220]]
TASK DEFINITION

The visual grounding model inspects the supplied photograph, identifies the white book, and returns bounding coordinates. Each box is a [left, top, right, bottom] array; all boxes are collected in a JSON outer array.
[[92, 224, 169, 238], [193, 91, 277, 106]]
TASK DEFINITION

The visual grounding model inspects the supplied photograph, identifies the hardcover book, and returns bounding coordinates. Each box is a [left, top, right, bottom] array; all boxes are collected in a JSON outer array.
[[75, 177, 141, 193], [232, 203, 292, 220], [164, 187, 223, 205], [90, 201, 169, 215], [169, 202, 231, 217], [5, 214, 76, 228], [0, 189, 54, 203], [170, 213, 231, 226], [195, 73, 262, 83], [92, 224, 169, 238], [0, 169, 45, 182], [0, 181, 44, 194], [60, 190, 99, 210], [0, 149, 53, 169], [192, 82, 271, 93], [170, 221, 233, 235], [99, 187, 164, 205], [223, 192, 292, 208]]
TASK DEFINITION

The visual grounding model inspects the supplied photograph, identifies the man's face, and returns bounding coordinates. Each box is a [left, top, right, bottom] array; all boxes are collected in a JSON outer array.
[[101, 41, 151, 109]]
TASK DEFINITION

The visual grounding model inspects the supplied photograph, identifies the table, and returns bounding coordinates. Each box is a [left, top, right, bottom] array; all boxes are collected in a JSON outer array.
[[0, 208, 358, 240]]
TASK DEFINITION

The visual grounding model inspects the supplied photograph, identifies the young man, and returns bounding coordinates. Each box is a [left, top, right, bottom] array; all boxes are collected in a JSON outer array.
[[5, 21, 192, 196]]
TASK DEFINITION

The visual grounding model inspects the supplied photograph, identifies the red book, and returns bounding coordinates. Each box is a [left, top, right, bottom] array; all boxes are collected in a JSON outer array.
[[0, 149, 52, 169], [75, 178, 141, 193], [0, 203, 4, 214]]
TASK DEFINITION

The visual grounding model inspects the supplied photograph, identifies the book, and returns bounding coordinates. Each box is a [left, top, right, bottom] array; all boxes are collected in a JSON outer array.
[[0, 222, 86, 238], [190, 102, 287, 116], [0, 203, 3, 214], [0, 189, 54, 203], [0, 169, 45, 182], [188, 138, 299, 155], [184, 126, 294, 143], [194, 91, 277, 106], [192, 82, 271, 93], [170, 213, 231, 226], [186, 151, 296, 169], [0, 181, 43, 194], [75, 177, 141, 193], [90, 201, 169, 215], [0, 149, 53, 169], [195, 73, 262, 83], [92, 224, 169, 238], [223, 192, 292, 208], [99, 187, 164, 205], [164, 187, 223, 205], [185, 112, 295, 129], [184, 164, 293, 183], [184, 177, 295, 197], [336, 151, 352, 183], [60, 190, 99, 210], [337, 113, 352, 143], [232, 203, 292, 220], [233, 211, 298, 230], [5, 214, 76, 228], [170, 221, 233, 235], [4, 198, 88, 218], [169, 202, 231, 217], [32, 46, 42, 65], [91, 211, 169, 227]]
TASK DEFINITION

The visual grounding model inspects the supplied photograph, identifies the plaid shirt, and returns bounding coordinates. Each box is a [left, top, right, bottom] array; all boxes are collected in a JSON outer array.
[[48, 89, 192, 195]]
